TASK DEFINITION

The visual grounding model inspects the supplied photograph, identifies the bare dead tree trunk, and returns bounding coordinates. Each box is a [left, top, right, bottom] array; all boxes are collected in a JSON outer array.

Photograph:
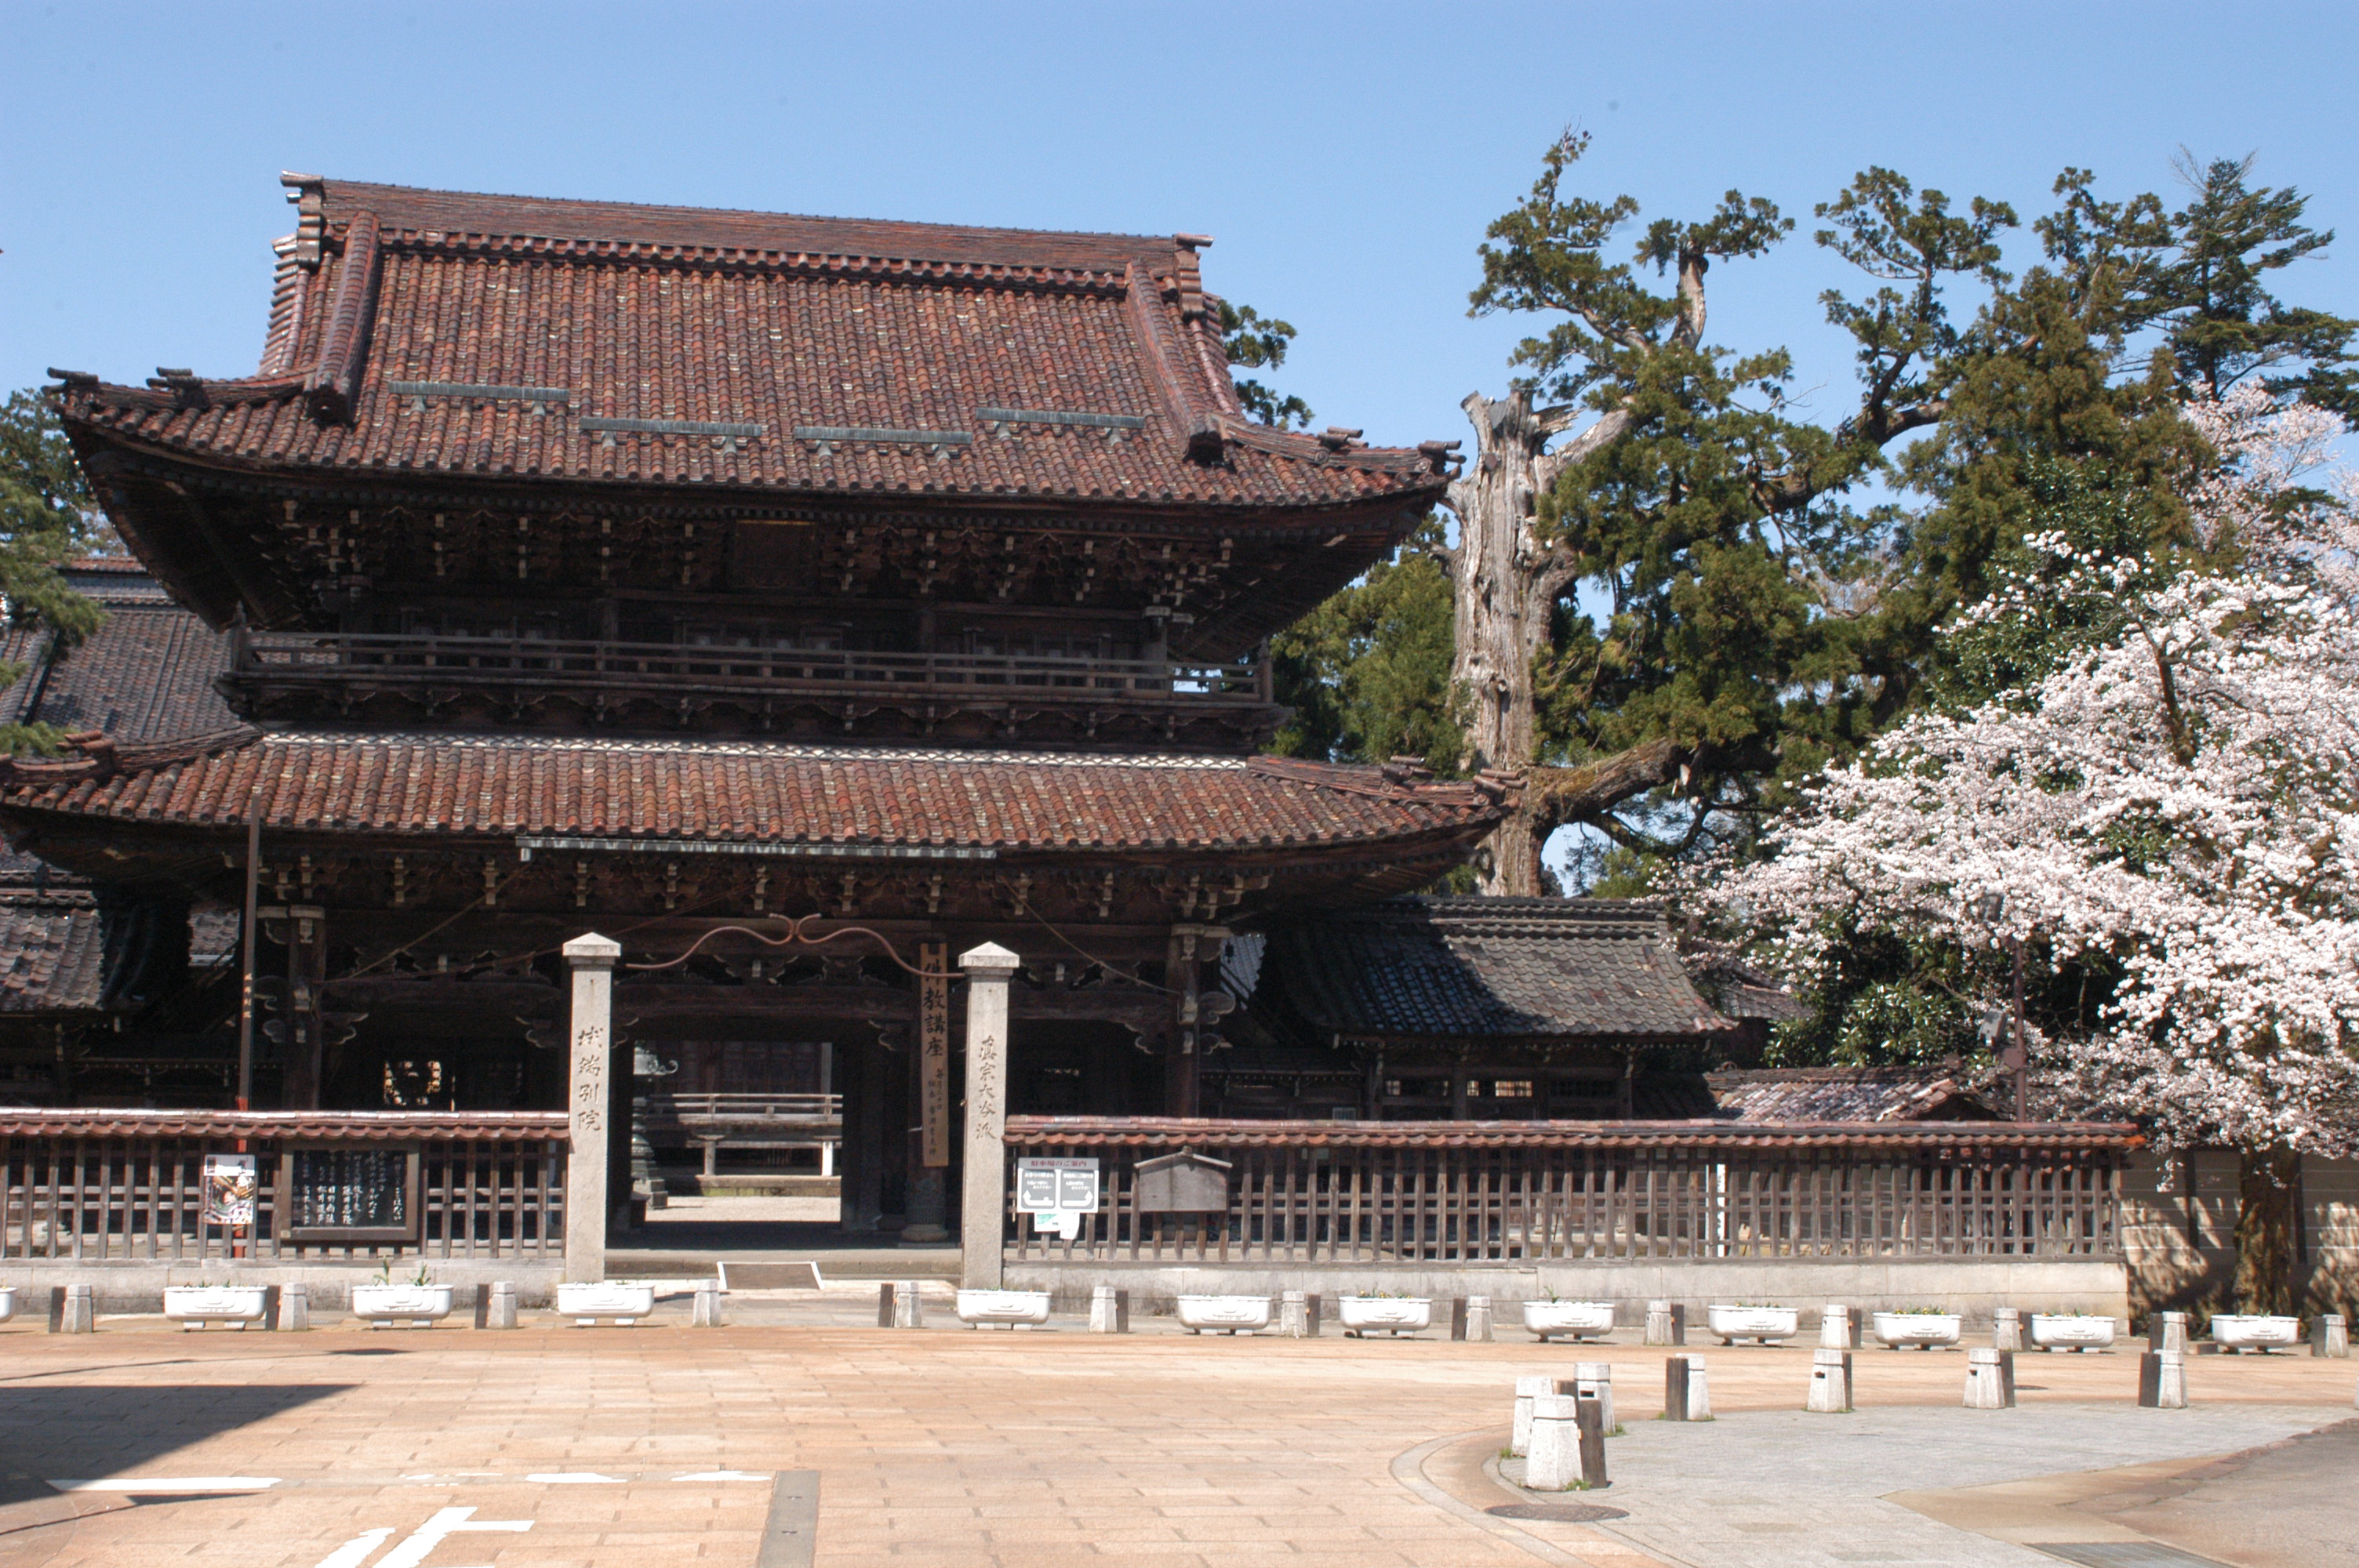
[[1444, 390, 1627, 894], [2231, 1145, 2302, 1316]]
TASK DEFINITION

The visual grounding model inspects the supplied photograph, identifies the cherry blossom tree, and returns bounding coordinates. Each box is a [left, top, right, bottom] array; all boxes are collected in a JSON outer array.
[[1717, 389, 2359, 1313]]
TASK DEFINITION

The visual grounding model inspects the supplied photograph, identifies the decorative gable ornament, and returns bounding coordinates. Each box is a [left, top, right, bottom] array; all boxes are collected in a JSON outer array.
[[1132, 1148, 1233, 1214]]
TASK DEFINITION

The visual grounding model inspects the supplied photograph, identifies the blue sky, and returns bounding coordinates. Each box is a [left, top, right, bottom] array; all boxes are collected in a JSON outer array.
[[6, 2, 2356, 880], [7, 1, 2356, 449]]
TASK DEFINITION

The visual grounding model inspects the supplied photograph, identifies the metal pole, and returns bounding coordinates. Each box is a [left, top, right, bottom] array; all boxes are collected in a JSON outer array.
[[2010, 935, 2028, 1121], [237, 808, 261, 1111]]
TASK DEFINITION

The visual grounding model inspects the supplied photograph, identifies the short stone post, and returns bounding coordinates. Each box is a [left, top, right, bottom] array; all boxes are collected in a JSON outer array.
[[1510, 1374, 1557, 1457], [52, 1284, 93, 1334], [485, 1281, 518, 1330], [1664, 1354, 1711, 1421], [1992, 1306, 2023, 1352], [1575, 1388, 1610, 1487], [1279, 1289, 1307, 1338], [1093, 1285, 1129, 1334], [1465, 1295, 1494, 1343], [892, 1279, 925, 1330], [1964, 1348, 2014, 1409], [1820, 1304, 1855, 1349], [278, 1283, 310, 1331], [562, 932, 622, 1284], [1450, 1296, 1468, 1340], [958, 943, 1020, 1292], [1304, 1294, 1321, 1338], [1572, 1360, 1615, 1433], [1805, 1346, 1852, 1413], [2313, 1314, 2348, 1358], [1643, 1299, 1681, 1347], [1524, 1393, 1583, 1490], [877, 1283, 896, 1327], [2139, 1348, 2188, 1409], [692, 1279, 723, 1327], [2151, 1311, 2188, 1354]]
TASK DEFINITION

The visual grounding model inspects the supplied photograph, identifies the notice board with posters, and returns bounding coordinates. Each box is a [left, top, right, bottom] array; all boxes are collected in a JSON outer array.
[[278, 1145, 421, 1243]]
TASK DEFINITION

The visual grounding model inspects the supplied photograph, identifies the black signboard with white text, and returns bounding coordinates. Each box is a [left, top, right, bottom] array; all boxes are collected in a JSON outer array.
[[278, 1146, 422, 1243]]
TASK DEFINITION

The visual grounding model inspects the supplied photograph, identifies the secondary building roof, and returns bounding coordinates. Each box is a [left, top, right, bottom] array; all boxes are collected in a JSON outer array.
[[0, 560, 239, 744], [1259, 896, 1732, 1044]]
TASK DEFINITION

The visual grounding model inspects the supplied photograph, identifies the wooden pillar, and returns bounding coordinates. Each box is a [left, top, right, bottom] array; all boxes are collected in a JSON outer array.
[[563, 931, 620, 1283], [281, 906, 328, 1109], [958, 942, 1020, 1290], [904, 940, 951, 1243]]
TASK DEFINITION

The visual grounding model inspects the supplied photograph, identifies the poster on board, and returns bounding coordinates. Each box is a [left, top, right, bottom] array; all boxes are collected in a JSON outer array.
[[201, 1153, 258, 1227]]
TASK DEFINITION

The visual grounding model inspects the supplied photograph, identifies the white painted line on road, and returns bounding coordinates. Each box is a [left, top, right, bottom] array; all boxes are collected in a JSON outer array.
[[523, 1471, 625, 1484], [51, 1476, 281, 1493], [309, 1526, 394, 1568], [373, 1506, 531, 1568], [672, 1470, 769, 1481]]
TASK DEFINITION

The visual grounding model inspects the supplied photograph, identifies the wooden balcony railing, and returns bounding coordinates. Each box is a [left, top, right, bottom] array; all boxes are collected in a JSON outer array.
[[641, 1092, 842, 1125], [228, 630, 1272, 708], [1001, 1118, 2134, 1265]]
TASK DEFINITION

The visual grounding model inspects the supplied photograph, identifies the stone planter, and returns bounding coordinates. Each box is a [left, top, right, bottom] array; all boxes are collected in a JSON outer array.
[[954, 1289, 1052, 1330], [0, 1288, 16, 1324], [2030, 1313, 2117, 1352], [350, 1284, 454, 1328], [1175, 1294, 1270, 1335], [558, 1282, 656, 1324], [1521, 1300, 1615, 1342], [1870, 1312, 1962, 1350], [1707, 1305, 1800, 1344], [162, 1285, 268, 1329], [2208, 1314, 2301, 1354], [1337, 1297, 1433, 1338]]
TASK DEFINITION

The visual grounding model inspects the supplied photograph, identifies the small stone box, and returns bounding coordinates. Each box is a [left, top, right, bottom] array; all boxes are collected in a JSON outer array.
[[1132, 1150, 1233, 1214]]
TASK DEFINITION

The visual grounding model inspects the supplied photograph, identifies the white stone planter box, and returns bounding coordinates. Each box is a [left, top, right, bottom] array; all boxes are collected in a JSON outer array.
[[2030, 1313, 2117, 1352], [1870, 1312, 1962, 1349], [2208, 1314, 2300, 1353], [0, 1288, 17, 1324], [558, 1282, 655, 1324], [1522, 1300, 1615, 1341], [1337, 1297, 1433, 1337], [1175, 1294, 1270, 1335], [163, 1285, 268, 1328], [954, 1289, 1052, 1329], [1707, 1305, 1799, 1344], [350, 1284, 454, 1327]]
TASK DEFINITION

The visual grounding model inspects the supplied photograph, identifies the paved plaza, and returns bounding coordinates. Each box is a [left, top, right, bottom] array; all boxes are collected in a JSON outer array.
[[0, 1291, 2348, 1568]]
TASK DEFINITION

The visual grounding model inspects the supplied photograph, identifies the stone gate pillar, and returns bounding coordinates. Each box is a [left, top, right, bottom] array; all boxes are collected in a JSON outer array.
[[564, 932, 622, 1283], [958, 942, 1020, 1290]]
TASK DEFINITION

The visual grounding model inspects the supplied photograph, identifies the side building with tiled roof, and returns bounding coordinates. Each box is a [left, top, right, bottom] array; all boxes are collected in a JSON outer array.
[[17, 175, 1510, 1240]]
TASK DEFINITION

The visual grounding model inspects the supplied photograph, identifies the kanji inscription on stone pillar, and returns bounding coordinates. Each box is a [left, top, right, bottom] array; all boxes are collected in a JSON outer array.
[[564, 932, 621, 1283], [958, 942, 1020, 1290]]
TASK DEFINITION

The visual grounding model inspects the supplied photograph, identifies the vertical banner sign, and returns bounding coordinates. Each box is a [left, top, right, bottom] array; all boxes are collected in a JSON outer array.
[[919, 940, 951, 1167], [202, 1153, 257, 1227]]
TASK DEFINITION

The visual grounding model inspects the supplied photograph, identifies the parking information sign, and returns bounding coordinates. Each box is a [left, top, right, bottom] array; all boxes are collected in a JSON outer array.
[[1014, 1156, 1099, 1214]]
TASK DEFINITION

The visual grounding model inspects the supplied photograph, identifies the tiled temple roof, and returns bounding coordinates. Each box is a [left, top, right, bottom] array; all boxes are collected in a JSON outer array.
[[0, 882, 110, 1015], [0, 568, 238, 744], [1260, 896, 1732, 1042], [1703, 1067, 2001, 1123], [0, 1109, 569, 1140], [56, 176, 1450, 511], [0, 731, 1510, 855]]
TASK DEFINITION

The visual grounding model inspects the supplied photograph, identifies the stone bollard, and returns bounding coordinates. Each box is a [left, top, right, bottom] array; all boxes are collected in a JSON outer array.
[[2150, 1311, 2188, 1354], [485, 1281, 518, 1330], [2314, 1314, 2349, 1358], [278, 1283, 311, 1332], [2139, 1348, 2188, 1409], [1525, 1393, 1585, 1490], [1644, 1299, 1677, 1347], [1664, 1354, 1711, 1421], [1510, 1374, 1558, 1457], [1819, 1304, 1854, 1349], [50, 1284, 94, 1334], [1805, 1346, 1853, 1413], [1964, 1348, 2015, 1409], [1572, 1360, 1615, 1433], [892, 1280, 925, 1330], [692, 1279, 723, 1327], [1092, 1285, 1131, 1334], [1465, 1295, 1494, 1343], [1992, 1307, 2023, 1352]]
